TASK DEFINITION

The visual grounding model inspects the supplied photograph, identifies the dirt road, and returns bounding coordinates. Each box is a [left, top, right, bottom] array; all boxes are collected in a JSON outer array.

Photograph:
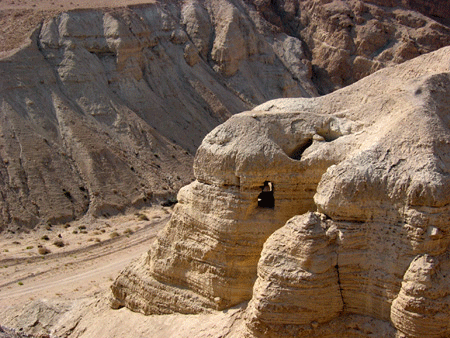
[[0, 208, 168, 313], [0, 208, 246, 338]]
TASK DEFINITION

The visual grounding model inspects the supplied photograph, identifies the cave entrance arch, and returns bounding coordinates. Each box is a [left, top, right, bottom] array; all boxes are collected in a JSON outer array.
[[258, 181, 274, 208]]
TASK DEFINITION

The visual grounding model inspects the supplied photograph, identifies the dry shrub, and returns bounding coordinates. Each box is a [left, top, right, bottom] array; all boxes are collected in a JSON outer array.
[[38, 246, 51, 255], [137, 213, 149, 221], [123, 228, 133, 235], [53, 240, 65, 248], [110, 232, 120, 238]]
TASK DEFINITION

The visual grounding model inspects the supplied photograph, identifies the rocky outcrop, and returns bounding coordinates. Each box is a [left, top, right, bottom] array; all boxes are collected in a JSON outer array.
[[0, 0, 318, 230], [254, 0, 450, 94], [245, 47, 450, 337], [367, 0, 450, 25], [304, 0, 450, 93], [111, 47, 450, 337], [2, 0, 450, 230]]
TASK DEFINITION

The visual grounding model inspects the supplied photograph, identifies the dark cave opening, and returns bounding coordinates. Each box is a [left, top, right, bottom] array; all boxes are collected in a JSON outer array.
[[289, 138, 313, 160], [258, 181, 274, 208]]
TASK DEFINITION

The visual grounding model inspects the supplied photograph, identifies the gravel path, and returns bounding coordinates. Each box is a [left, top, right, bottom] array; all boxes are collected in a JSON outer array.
[[0, 209, 168, 312]]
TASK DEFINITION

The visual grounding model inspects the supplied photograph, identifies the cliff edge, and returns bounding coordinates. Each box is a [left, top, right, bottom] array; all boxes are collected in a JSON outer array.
[[1, 0, 450, 230], [111, 46, 450, 337]]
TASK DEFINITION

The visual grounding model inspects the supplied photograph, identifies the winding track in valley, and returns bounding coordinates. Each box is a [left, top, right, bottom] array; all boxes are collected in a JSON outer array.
[[0, 215, 168, 309]]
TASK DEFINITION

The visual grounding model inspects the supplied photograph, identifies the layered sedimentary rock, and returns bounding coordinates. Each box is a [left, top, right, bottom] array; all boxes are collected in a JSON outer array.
[[245, 47, 450, 337], [110, 109, 356, 312], [2, 0, 450, 230], [0, 0, 318, 230], [112, 47, 450, 337], [255, 0, 450, 93]]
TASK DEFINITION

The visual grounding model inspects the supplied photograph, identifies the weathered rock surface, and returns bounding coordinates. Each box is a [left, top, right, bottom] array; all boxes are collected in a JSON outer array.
[[0, 0, 318, 230], [112, 46, 450, 337], [255, 0, 450, 93], [2, 0, 450, 231]]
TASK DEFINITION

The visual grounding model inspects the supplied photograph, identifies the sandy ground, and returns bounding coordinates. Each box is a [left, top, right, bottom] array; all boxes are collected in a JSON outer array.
[[0, 206, 169, 311], [0, 206, 246, 338], [0, 0, 156, 11], [0, 0, 156, 52]]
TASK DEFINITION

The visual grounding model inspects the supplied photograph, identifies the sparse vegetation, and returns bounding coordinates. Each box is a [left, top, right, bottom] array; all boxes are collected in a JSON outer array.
[[72, 230, 78, 234], [161, 197, 178, 207], [64, 223, 71, 228], [123, 228, 133, 235], [38, 246, 51, 255], [137, 213, 149, 221], [26, 246, 34, 250], [78, 225, 86, 230], [41, 235, 50, 241], [53, 240, 65, 248], [110, 231, 120, 238], [18, 281, 23, 286]]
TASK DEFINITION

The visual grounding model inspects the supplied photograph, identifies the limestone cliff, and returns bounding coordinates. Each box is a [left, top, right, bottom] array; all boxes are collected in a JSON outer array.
[[0, 0, 317, 230], [2, 0, 450, 230], [255, 0, 450, 93], [111, 47, 450, 337]]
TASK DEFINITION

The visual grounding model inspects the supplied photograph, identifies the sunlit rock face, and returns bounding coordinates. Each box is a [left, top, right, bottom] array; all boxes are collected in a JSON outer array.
[[3, 0, 450, 231], [244, 47, 450, 337], [0, 0, 319, 230], [112, 47, 450, 337]]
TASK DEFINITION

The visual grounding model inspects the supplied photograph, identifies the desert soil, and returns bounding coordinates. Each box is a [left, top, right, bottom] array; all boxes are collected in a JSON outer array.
[[0, 0, 174, 314], [0, 206, 245, 338], [0, 0, 156, 52], [0, 206, 170, 312]]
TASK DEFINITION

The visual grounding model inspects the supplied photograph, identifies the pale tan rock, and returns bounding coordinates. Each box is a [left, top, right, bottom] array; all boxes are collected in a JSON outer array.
[[1, 1, 319, 230], [244, 47, 450, 337], [295, 0, 450, 93], [391, 254, 450, 337], [111, 103, 360, 313], [112, 47, 450, 338], [245, 212, 343, 328]]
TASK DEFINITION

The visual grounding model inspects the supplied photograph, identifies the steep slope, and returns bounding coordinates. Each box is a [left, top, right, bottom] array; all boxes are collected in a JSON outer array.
[[254, 0, 450, 93], [1, 0, 449, 230], [111, 47, 450, 337], [0, 1, 317, 230]]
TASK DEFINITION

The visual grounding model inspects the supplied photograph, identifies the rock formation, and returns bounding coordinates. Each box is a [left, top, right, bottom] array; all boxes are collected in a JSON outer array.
[[1, 0, 450, 231], [111, 46, 450, 337], [255, 0, 450, 93], [0, 0, 317, 230]]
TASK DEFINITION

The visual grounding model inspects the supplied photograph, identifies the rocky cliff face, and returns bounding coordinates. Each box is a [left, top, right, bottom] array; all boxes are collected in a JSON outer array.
[[111, 46, 450, 337], [0, 0, 318, 230], [261, 0, 450, 93], [1, 0, 449, 230]]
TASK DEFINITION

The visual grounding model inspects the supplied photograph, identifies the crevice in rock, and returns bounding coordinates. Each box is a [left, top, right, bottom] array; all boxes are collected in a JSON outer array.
[[335, 261, 346, 312], [288, 138, 313, 160]]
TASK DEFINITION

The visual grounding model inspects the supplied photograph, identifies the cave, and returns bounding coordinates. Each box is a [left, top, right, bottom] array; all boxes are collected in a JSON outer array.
[[258, 181, 274, 208], [289, 138, 313, 160]]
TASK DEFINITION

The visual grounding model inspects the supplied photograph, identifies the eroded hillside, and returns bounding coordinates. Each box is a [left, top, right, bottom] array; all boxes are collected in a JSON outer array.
[[112, 46, 450, 338], [0, 0, 449, 230]]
